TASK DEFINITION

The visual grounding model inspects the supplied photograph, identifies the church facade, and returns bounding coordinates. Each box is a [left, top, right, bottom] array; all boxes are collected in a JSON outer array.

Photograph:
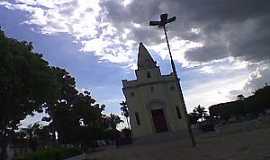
[[122, 43, 187, 138]]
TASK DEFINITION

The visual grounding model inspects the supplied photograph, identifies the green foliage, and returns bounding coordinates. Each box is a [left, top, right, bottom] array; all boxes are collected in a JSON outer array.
[[120, 101, 129, 127], [209, 85, 270, 122], [188, 112, 200, 125], [20, 123, 41, 139], [105, 114, 123, 129], [41, 67, 106, 148], [0, 28, 59, 160], [117, 128, 132, 145], [121, 128, 131, 138], [254, 85, 270, 109], [0, 28, 122, 158], [189, 105, 208, 124], [120, 101, 129, 118], [71, 92, 105, 149], [16, 147, 81, 160]]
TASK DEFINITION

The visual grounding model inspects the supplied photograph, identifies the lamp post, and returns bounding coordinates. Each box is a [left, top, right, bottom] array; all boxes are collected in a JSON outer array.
[[150, 13, 196, 147]]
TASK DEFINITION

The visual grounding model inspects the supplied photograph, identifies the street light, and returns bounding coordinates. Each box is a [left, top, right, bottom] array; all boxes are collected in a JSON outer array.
[[150, 13, 196, 147]]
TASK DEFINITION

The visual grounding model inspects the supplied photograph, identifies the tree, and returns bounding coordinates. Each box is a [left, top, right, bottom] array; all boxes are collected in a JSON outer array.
[[193, 105, 208, 122], [20, 123, 41, 151], [188, 112, 200, 125], [72, 91, 105, 149], [42, 67, 78, 142], [43, 88, 106, 150], [34, 125, 53, 148], [0, 29, 58, 160], [102, 114, 123, 147], [105, 114, 123, 130], [21, 123, 40, 141], [254, 85, 270, 110], [209, 85, 270, 122], [237, 94, 245, 101], [237, 94, 247, 117], [120, 101, 129, 128]]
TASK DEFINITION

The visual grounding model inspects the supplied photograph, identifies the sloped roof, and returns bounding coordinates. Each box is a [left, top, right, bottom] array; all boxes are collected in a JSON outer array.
[[137, 42, 156, 69]]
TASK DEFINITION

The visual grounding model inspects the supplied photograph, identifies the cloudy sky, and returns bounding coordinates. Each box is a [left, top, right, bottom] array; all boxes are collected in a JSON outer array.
[[1, 0, 270, 119]]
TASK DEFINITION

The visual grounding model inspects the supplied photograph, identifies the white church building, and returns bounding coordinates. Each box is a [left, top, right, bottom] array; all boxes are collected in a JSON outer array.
[[122, 43, 188, 138]]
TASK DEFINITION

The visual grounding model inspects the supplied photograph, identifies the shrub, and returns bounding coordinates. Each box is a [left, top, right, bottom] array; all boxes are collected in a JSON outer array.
[[16, 147, 81, 160], [198, 121, 215, 132]]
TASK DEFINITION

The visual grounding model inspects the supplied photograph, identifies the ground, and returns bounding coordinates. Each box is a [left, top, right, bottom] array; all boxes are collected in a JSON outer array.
[[85, 119, 270, 160]]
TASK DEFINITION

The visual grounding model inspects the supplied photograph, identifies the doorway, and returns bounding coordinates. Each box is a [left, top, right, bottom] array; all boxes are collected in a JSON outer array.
[[151, 109, 168, 133]]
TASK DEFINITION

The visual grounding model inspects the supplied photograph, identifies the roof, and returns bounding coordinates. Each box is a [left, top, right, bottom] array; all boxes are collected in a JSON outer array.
[[137, 42, 156, 69]]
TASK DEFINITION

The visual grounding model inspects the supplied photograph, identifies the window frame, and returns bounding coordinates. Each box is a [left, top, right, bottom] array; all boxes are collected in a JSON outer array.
[[135, 112, 141, 125], [176, 106, 182, 119]]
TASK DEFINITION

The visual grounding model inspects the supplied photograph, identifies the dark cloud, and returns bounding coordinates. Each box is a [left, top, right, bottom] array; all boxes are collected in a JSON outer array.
[[101, 0, 270, 63], [186, 44, 227, 62], [101, 0, 270, 90], [227, 17, 270, 62], [100, 0, 163, 44], [180, 0, 270, 62], [175, 0, 270, 26]]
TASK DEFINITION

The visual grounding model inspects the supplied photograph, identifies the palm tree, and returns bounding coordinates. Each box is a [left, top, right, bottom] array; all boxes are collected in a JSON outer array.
[[188, 112, 200, 125], [237, 94, 245, 101], [107, 114, 123, 130], [193, 105, 208, 121], [120, 101, 130, 128]]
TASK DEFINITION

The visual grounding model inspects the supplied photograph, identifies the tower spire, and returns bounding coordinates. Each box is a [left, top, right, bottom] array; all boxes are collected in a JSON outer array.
[[137, 42, 156, 69]]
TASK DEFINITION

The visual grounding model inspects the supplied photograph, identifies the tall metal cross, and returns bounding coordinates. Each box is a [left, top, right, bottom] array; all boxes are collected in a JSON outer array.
[[150, 13, 196, 147]]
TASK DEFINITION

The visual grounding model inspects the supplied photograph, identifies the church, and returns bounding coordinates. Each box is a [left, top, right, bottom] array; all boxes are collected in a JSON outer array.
[[122, 43, 188, 138]]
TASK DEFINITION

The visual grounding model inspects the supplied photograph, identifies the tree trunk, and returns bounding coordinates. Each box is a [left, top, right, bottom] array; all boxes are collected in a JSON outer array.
[[0, 135, 8, 160], [126, 117, 130, 128]]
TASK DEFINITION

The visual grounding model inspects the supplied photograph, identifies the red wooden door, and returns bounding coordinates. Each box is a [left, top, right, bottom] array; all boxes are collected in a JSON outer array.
[[151, 109, 168, 133]]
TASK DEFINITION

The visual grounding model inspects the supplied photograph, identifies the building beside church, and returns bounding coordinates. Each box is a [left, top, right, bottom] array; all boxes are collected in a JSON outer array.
[[122, 43, 187, 138]]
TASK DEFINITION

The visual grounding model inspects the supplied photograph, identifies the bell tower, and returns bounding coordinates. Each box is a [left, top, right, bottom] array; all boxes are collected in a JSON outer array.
[[135, 43, 161, 81], [122, 43, 187, 139]]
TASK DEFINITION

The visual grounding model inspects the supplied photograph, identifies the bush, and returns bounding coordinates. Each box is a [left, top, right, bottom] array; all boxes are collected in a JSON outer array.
[[121, 128, 132, 138], [198, 121, 215, 132], [117, 128, 132, 146], [16, 147, 82, 160]]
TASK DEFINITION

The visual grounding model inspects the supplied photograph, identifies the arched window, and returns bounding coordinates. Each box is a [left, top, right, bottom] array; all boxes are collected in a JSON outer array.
[[135, 112, 141, 125], [170, 85, 175, 91], [150, 86, 154, 92], [147, 72, 151, 78], [176, 106, 182, 119]]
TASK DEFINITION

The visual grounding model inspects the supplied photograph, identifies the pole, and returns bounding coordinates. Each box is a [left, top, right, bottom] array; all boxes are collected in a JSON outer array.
[[163, 26, 176, 75], [163, 26, 196, 147], [126, 117, 130, 129]]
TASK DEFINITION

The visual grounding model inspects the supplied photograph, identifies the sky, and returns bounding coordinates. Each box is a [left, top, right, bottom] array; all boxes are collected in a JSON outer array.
[[0, 0, 270, 126]]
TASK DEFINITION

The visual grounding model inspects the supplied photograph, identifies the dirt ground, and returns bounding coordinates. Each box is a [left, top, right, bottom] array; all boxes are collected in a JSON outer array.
[[86, 127, 270, 160]]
